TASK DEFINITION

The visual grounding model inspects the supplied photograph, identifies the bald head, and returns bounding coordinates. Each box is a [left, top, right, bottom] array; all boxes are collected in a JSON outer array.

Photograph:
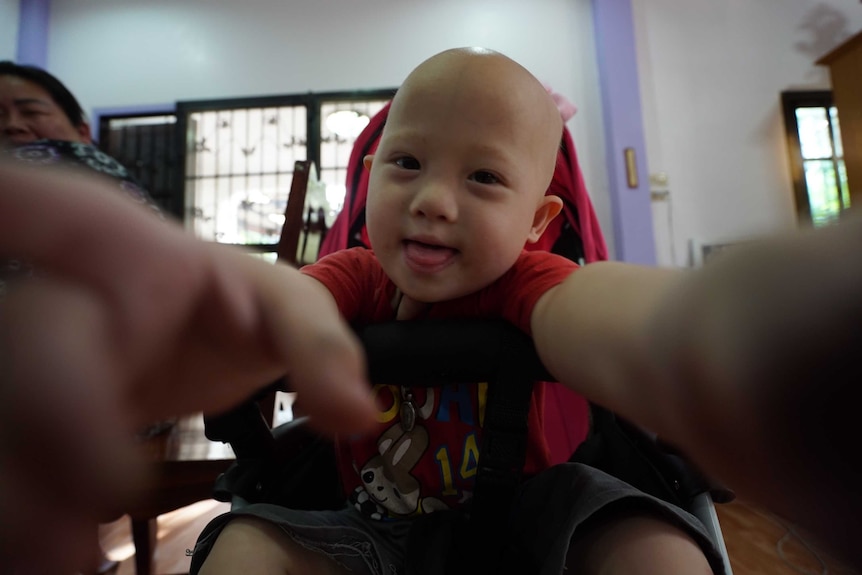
[[386, 47, 563, 197], [398, 47, 558, 116]]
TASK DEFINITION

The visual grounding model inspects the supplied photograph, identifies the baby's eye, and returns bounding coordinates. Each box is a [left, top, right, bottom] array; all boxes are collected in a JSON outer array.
[[394, 156, 421, 170], [469, 171, 500, 185]]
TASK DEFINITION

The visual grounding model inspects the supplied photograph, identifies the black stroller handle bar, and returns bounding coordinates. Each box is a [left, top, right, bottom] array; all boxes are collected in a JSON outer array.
[[358, 319, 554, 386]]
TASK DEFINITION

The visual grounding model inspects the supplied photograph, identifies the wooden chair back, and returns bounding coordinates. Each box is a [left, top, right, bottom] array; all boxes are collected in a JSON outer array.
[[276, 160, 312, 266]]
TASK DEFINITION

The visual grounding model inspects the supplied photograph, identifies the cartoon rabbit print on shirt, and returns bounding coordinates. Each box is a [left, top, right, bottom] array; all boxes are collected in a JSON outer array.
[[352, 423, 448, 519]]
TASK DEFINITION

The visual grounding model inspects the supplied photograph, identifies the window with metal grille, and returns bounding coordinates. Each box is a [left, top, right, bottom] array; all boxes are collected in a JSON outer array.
[[781, 91, 850, 227], [99, 89, 395, 262], [98, 113, 180, 216], [176, 91, 393, 262]]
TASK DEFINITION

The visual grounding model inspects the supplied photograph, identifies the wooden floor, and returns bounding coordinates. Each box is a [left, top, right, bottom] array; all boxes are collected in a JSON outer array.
[[99, 500, 228, 575], [717, 500, 858, 575], [98, 498, 860, 575]]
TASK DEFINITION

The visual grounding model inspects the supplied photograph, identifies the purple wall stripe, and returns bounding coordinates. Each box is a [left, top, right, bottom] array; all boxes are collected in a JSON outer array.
[[592, 0, 656, 265], [15, 0, 51, 68]]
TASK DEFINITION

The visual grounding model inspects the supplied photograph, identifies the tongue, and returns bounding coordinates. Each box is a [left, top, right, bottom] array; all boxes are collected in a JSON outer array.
[[405, 241, 456, 267]]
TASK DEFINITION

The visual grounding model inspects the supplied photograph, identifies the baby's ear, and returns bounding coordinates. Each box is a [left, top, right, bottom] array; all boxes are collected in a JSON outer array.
[[526, 195, 563, 243], [363, 155, 375, 170]]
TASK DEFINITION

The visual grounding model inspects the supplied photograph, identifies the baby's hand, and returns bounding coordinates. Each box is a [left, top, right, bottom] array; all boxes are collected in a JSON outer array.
[[648, 213, 862, 564], [0, 163, 376, 429], [0, 164, 375, 571]]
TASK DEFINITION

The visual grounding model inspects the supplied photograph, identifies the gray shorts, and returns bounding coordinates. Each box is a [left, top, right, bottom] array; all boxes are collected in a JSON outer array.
[[190, 463, 724, 575]]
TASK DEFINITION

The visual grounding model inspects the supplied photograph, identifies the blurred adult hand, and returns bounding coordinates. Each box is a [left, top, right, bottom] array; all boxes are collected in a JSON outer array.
[[0, 163, 376, 572]]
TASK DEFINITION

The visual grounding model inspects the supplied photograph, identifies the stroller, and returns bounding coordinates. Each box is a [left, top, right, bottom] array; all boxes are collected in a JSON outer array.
[[203, 319, 733, 574], [202, 106, 734, 574], [318, 101, 610, 465]]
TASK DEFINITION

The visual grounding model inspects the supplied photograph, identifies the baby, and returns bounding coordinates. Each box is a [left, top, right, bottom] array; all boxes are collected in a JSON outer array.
[[193, 47, 722, 575]]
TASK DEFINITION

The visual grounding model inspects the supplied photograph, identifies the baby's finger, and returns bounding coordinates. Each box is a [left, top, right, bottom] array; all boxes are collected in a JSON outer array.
[[257, 270, 376, 435], [289, 325, 377, 437], [0, 281, 149, 522]]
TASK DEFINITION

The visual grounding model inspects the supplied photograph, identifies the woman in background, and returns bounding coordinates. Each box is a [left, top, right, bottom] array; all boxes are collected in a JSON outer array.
[[0, 60, 163, 575], [0, 60, 156, 207]]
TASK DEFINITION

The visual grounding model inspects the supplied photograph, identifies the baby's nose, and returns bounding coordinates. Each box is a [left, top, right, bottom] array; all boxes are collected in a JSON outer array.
[[410, 181, 457, 221]]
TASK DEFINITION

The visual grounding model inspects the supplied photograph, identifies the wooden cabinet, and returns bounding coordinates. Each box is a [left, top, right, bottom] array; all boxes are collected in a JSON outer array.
[[818, 30, 862, 203]]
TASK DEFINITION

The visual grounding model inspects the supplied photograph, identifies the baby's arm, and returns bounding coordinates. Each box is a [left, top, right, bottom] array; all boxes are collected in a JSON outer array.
[[531, 218, 862, 564], [0, 163, 375, 430], [0, 164, 376, 571], [531, 261, 681, 437]]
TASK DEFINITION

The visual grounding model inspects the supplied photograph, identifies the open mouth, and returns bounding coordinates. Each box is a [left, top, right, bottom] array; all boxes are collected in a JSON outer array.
[[403, 239, 458, 272]]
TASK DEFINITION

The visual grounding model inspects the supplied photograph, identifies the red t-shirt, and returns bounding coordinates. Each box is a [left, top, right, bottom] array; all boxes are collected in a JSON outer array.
[[301, 248, 580, 520]]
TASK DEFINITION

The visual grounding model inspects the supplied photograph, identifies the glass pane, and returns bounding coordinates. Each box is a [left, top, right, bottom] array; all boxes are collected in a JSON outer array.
[[248, 251, 278, 264], [320, 166, 348, 219], [188, 172, 294, 244], [319, 99, 390, 216], [185, 105, 307, 243], [803, 159, 841, 227], [108, 115, 176, 129], [796, 107, 833, 159], [187, 113, 214, 177], [830, 107, 843, 159], [838, 160, 850, 210]]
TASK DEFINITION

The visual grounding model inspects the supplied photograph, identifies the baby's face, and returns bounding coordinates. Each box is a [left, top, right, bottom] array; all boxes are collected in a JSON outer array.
[[365, 50, 561, 303]]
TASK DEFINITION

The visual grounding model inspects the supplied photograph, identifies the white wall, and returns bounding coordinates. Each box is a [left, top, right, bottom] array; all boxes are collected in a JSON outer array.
[[45, 0, 613, 251], [634, 0, 862, 267], [0, 0, 19, 60]]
